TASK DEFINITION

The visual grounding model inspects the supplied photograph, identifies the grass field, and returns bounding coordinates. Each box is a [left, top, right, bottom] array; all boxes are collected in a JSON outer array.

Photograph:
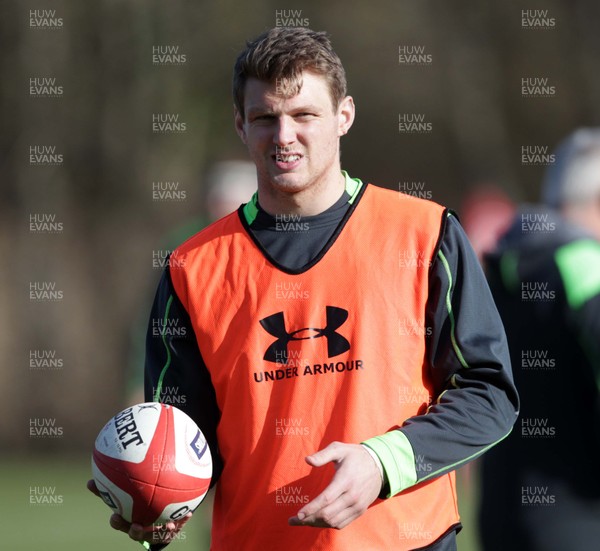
[[0, 455, 212, 550], [0, 455, 480, 550]]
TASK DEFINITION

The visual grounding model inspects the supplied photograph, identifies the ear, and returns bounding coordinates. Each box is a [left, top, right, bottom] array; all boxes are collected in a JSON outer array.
[[234, 106, 247, 144], [337, 96, 355, 137]]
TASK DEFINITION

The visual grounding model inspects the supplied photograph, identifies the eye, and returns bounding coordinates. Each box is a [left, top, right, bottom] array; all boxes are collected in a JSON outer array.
[[250, 114, 275, 123]]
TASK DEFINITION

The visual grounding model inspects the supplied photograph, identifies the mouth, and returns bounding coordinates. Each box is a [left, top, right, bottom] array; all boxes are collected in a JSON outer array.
[[272, 152, 303, 170]]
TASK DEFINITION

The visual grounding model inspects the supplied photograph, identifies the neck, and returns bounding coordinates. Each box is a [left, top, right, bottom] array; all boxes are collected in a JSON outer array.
[[258, 170, 346, 216]]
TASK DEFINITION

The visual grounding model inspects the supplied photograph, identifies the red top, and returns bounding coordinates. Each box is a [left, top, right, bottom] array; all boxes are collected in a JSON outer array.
[[170, 184, 459, 550]]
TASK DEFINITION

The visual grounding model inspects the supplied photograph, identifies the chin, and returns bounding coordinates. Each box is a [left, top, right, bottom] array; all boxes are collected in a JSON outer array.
[[269, 174, 310, 193]]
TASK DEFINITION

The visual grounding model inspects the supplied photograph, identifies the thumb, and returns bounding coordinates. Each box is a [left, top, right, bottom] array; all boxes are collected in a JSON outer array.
[[87, 479, 101, 498], [306, 441, 344, 467]]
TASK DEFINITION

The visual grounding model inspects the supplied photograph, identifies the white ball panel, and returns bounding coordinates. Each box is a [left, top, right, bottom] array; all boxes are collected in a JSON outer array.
[[91, 456, 134, 522], [155, 496, 204, 524], [172, 406, 213, 479], [94, 403, 163, 463]]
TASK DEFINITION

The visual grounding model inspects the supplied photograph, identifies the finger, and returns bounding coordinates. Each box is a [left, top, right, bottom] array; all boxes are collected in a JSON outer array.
[[87, 479, 101, 497], [158, 511, 193, 532], [306, 491, 350, 523], [322, 493, 368, 530], [144, 522, 173, 533], [146, 519, 188, 544], [291, 489, 366, 530], [290, 510, 352, 530], [109, 514, 131, 534], [305, 441, 343, 467], [322, 507, 360, 530], [140, 512, 193, 542], [173, 511, 193, 528], [149, 526, 173, 544], [289, 515, 329, 528], [128, 523, 147, 541], [293, 478, 349, 523], [334, 511, 360, 530]]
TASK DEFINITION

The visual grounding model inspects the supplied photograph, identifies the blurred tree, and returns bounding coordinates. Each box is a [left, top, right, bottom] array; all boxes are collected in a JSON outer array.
[[1, 0, 600, 451]]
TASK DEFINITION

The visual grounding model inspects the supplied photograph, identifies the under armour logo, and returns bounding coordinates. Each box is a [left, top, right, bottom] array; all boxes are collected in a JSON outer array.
[[260, 306, 350, 364]]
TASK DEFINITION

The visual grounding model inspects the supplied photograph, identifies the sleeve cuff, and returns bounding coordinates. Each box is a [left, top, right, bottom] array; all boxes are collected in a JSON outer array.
[[362, 430, 418, 498], [361, 443, 385, 483]]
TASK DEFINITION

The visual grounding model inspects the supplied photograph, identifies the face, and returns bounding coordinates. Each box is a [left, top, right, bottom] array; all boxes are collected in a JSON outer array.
[[235, 71, 354, 197]]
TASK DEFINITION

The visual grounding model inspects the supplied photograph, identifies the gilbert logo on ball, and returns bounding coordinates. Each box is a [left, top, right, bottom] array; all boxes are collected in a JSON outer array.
[[92, 402, 212, 526]]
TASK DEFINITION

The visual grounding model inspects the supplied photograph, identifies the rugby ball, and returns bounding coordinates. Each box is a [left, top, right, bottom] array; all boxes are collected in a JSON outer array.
[[92, 402, 212, 526]]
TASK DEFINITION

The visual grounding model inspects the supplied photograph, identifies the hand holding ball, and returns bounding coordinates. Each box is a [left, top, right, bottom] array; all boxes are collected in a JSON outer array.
[[92, 402, 212, 527]]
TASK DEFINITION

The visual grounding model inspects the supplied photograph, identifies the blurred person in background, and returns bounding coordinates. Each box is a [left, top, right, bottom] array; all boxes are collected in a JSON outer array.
[[460, 187, 515, 263], [161, 160, 258, 249], [126, 160, 257, 406], [457, 187, 516, 497], [480, 128, 600, 550]]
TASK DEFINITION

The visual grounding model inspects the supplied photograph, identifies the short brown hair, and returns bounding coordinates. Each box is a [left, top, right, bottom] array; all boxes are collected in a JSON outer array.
[[233, 27, 347, 119]]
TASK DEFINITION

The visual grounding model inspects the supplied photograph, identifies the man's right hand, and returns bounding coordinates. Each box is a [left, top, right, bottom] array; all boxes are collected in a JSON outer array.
[[87, 479, 192, 546]]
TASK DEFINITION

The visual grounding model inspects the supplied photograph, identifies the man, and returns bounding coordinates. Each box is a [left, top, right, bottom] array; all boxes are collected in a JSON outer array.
[[90, 27, 518, 550], [480, 128, 600, 551]]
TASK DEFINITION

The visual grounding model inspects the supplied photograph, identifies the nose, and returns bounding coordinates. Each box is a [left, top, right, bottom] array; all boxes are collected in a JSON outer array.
[[273, 116, 296, 147]]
